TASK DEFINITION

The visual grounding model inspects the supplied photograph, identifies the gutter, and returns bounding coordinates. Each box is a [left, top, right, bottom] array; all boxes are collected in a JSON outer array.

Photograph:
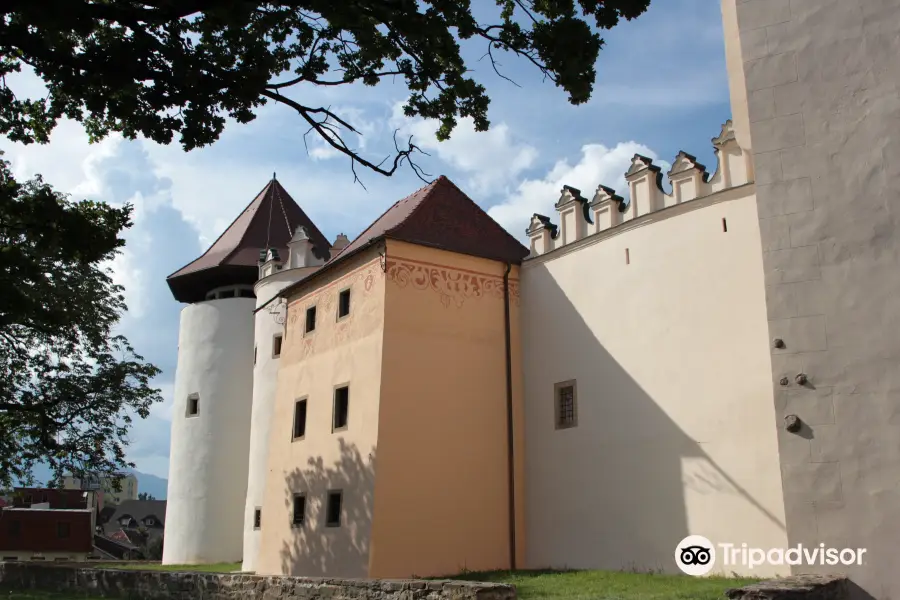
[[503, 262, 517, 570]]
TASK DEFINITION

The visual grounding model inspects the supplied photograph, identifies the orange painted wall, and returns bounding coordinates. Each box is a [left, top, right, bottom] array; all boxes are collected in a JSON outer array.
[[256, 247, 386, 578], [368, 239, 526, 578]]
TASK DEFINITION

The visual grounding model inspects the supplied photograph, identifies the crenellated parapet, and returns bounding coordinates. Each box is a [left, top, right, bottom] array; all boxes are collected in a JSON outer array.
[[526, 120, 752, 258]]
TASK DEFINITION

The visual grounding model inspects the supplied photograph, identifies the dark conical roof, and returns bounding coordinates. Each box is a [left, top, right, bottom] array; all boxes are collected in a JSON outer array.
[[167, 177, 331, 303]]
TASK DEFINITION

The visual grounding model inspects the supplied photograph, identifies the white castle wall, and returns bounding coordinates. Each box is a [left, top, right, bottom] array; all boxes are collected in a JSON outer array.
[[521, 122, 788, 576], [163, 297, 255, 565], [241, 266, 320, 573]]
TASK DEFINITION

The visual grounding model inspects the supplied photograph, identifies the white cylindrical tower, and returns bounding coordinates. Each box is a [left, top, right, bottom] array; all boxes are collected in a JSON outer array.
[[163, 286, 255, 564], [241, 233, 330, 572], [164, 176, 336, 567]]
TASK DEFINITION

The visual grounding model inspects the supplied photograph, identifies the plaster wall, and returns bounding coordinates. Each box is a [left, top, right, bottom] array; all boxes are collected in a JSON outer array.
[[163, 298, 255, 565], [521, 187, 788, 576], [255, 249, 385, 578], [369, 240, 526, 579], [242, 267, 321, 573], [728, 0, 900, 595]]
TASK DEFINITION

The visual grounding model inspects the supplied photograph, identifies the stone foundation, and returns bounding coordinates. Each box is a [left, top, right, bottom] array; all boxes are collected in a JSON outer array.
[[0, 563, 517, 600], [725, 575, 850, 600]]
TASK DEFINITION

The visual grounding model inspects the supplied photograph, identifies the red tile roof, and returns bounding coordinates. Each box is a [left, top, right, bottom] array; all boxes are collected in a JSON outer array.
[[279, 176, 528, 299], [167, 177, 331, 303]]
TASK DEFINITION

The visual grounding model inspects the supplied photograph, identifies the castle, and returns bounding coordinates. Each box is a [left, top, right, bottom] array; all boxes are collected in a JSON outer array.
[[163, 0, 900, 596]]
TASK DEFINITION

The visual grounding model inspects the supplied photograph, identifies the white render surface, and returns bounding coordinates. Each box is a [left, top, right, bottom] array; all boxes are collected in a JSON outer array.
[[731, 0, 900, 595], [521, 186, 789, 577], [163, 297, 255, 565], [241, 267, 318, 572]]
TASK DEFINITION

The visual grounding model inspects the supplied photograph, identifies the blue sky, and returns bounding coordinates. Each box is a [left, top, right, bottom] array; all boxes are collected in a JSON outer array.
[[4, 0, 733, 480]]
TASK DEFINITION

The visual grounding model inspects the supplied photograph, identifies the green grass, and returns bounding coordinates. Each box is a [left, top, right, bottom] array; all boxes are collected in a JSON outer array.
[[3, 568, 761, 600], [441, 569, 762, 600], [91, 562, 241, 573]]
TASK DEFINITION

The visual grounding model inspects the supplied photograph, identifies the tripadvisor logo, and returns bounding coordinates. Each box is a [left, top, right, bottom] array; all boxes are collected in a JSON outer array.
[[675, 535, 716, 576], [675, 535, 868, 576]]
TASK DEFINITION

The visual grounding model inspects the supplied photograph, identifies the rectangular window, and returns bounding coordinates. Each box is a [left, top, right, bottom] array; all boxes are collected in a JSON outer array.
[[186, 393, 200, 417], [338, 289, 351, 319], [305, 306, 317, 334], [333, 386, 349, 432], [554, 380, 578, 429], [272, 334, 283, 358], [57, 522, 70, 539], [293, 399, 307, 440], [219, 289, 235, 298], [325, 491, 342, 527], [253, 508, 261, 530], [292, 494, 306, 527]]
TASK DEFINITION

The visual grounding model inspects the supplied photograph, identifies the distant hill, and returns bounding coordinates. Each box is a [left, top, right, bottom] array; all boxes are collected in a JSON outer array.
[[12, 464, 168, 500], [131, 470, 168, 499]]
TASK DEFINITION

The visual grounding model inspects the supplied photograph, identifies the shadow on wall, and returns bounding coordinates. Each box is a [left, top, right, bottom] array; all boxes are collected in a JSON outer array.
[[279, 439, 376, 577], [525, 268, 786, 573]]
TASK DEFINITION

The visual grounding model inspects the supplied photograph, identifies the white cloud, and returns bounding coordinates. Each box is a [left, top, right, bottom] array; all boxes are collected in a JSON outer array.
[[389, 102, 538, 194], [487, 142, 670, 241]]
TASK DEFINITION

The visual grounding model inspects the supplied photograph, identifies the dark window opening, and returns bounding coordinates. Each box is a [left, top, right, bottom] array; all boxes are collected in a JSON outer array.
[[273, 334, 283, 358], [218, 289, 236, 298], [239, 289, 255, 298], [57, 522, 70, 539], [555, 382, 577, 429], [305, 306, 317, 334], [338, 289, 351, 318], [293, 399, 307, 439], [625, 248, 630, 265], [333, 387, 349, 431], [187, 394, 199, 417], [325, 491, 342, 527], [722, 217, 728, 232], [292, 494, 306, 527], [253, 508, 261, 530]]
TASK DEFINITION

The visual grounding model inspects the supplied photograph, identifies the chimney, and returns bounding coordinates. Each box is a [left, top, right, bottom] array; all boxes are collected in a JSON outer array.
[[332, 233, 351, 253]]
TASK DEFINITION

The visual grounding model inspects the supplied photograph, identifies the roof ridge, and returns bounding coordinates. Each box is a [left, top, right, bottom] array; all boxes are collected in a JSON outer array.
[[165, 180, 271, 279], [437, 176, 525, 247], [383, 176, 444, 236], [325, 177, 438, 264]]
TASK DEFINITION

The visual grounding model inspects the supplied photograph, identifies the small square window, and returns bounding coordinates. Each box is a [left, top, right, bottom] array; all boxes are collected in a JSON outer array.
[[292, 494, 306, 527], [333, 386, 349, 432], [253, 508, 261, 530], [305, 306, 317, 334], [186, 393, 200, 417], [338, 289, 351, 319], [273, 334, 283, 358], [293, 399, 307, 440], [57, 522, 70, 538], [325, 491, 342, 527], [554, 380, 577, 429]]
